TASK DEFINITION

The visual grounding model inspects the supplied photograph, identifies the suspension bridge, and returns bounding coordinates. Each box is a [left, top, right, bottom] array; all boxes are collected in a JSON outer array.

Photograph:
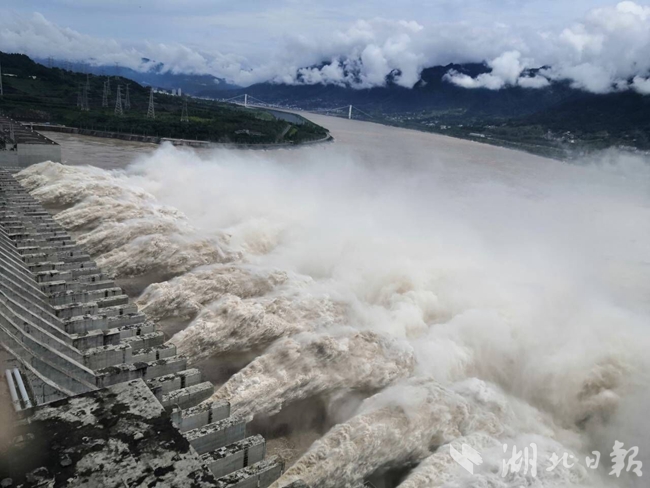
[[218, 93, 376, 120]]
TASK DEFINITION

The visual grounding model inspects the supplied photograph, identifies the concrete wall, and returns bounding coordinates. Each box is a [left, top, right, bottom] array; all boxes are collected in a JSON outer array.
[[0, 150, 19, 167], [0, 141, 61, 170], [16, 144, 62, 166]]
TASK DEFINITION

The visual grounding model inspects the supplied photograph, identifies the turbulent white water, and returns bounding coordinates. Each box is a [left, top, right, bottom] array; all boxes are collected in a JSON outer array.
[[275, 377, 589, 487], [16, 132, 650, 488], [212, 330, 416, 419], [136, 264, 289, 322], [172, 293, 346, 361]]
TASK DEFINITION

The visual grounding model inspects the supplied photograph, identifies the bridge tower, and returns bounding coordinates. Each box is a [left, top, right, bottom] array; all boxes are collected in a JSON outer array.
[[244, 94, 248, 108], [147, 88, 156, 119], [348, 105, 352, 120], [114, 85, 123, 116]]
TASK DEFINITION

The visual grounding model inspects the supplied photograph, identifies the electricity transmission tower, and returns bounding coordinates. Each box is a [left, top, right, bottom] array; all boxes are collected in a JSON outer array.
[[181, 98, 189, 122], [83, 74, 90, 110], [114, 85, 123, 116], [81, 84, 89, 111], [102, 81, 108, 107], [76, 84, 83, 109], [146, 88, 155, 119], [124, 84, 131, 110]]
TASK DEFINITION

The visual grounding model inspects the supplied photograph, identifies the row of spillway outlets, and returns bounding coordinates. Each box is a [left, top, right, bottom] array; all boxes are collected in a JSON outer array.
[[0, 168, 290, 488]]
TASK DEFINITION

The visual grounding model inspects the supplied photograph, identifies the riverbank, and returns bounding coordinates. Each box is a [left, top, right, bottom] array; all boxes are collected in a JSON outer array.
[[28, 123, 332, 150]]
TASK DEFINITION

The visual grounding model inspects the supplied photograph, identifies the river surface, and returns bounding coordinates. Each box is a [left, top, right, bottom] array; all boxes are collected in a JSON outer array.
[[41, 112, 552, 179]]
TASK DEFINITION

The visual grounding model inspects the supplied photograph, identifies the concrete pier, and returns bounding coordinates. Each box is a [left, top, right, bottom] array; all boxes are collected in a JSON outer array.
[[0, 169, 285, 487]]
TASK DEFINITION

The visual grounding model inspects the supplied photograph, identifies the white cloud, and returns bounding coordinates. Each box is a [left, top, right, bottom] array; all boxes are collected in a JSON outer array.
[[3, 2, 650, 94], [631, 75, 650, 94], [518, 75, 551, 89], [443, 2, 650, 94], [444, 51, 551, 90], [0, 11, 250, 80]]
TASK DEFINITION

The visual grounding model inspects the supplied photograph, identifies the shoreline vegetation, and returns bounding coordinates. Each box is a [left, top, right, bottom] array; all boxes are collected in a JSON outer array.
[[0, 52, 330, 148]]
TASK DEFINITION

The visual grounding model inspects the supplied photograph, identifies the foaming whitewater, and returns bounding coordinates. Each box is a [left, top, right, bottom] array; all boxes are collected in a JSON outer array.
[[16, 161, 234, 280], [397, 433, 590, 488], [274, 377, 589, 488], [86, 222, 229, 278], [56, 196, 184, 231], [212, 331, 416, 419], [171, 294, 346, 362], [137, 265, 288, 322], [16, 141, 650, 487], [17, 161, 151, 206]]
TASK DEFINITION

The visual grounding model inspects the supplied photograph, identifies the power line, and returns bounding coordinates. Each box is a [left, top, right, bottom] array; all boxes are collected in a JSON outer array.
[[146, 88, 155, 119]]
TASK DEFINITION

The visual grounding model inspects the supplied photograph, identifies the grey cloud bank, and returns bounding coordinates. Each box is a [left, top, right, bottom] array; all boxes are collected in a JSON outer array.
[[2, 1, 650, 94]]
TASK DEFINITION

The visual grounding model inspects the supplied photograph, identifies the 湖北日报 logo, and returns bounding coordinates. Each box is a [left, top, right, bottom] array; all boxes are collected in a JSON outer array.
[[450, 444, 483, 474]]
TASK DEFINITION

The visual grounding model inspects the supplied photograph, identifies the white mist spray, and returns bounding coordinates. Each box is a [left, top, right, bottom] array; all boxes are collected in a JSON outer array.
[[17, 142, 650, 487]]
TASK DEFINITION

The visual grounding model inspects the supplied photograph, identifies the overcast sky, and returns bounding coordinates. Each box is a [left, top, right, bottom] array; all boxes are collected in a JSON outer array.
[[2, 1, 650, 93], [1, 0, 615, 59]]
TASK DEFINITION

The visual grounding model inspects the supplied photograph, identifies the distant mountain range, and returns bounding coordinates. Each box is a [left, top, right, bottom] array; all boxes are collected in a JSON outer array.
[[187, 64, 572, 116], [208, 64, 650, 155], [39, 57, 240, 94], [33, 57, 650, 155]]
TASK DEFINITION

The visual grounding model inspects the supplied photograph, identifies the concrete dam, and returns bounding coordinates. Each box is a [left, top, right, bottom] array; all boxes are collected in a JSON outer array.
[[0, 168, 294, 487], [0, 115, 62, 168]]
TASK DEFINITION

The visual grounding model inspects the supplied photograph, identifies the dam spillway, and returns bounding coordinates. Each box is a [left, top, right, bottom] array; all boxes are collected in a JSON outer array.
[[0, 169, 284, 487]]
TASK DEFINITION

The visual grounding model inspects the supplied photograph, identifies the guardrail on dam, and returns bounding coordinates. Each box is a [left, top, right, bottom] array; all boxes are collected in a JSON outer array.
[[0, 169, 286, 487]]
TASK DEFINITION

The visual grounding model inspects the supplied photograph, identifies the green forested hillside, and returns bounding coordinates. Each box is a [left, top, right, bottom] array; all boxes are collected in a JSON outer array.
[[0, 52, 328, 145]]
